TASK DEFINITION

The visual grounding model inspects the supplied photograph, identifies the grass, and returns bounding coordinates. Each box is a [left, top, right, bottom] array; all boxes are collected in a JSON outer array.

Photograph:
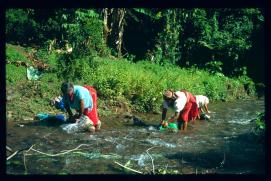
[[68, 57, 255, 112], [6, 64, 27, 85], [6, 44, 30, 63], [6, 43, 257, 120]]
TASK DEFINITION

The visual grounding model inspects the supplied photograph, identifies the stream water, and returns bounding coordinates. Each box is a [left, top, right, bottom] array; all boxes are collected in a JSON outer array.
[[6, 98, 265, 174]]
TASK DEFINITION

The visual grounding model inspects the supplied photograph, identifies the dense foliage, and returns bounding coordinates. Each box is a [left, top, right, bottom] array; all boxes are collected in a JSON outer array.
[[6, 44, 256, 113], [5, 8, 264, 83], [252, 112, 265, 142]]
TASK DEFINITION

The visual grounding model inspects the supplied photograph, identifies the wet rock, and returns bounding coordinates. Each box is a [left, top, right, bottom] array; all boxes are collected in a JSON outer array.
[[123, 113, 133, 119], [200, 113, 211, 120], [116, 144, 126, 152], [148, 126, 157, 131], [23, 117, 34, 121], [17, 124, 25, 128], [132, 116, 147, 126]]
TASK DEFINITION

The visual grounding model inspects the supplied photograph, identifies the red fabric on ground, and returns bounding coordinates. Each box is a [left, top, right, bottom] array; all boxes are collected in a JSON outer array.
[[83, 85, 99, 126], [178, 90, 199, 122]]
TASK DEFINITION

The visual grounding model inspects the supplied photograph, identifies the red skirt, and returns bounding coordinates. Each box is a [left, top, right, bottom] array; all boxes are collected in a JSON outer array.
[[83, 85, 99, 126], [178, 91, 199, 122]]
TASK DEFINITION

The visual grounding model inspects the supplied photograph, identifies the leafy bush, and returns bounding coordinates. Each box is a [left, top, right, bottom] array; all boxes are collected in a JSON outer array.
[[205, 61, 223, 74], [57, 54, 94, 82], [35, 48, 59, 70], [252, 112, 265, 140], [255, 112, 265, 130], [5, 9, 38, 44], [238, 75, 256, 96], [62, 9, 110, 58], [81, 57, 254, 112]]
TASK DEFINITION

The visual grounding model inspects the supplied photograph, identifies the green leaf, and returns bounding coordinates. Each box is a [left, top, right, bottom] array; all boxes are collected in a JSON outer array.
[[133, 8, 161, 20]]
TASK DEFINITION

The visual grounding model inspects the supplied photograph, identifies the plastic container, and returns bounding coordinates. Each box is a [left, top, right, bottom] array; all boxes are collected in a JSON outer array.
[[159, 122, 178, 131]]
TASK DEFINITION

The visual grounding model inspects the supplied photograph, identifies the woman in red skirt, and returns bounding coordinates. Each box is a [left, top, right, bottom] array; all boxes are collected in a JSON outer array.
[[61, 82, 101, 132], [161, 89, 199, 132]]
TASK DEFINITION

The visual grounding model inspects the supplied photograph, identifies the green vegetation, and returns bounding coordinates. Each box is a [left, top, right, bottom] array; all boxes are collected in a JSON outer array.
[[6, 44, 30, 63], [6, 44, 256, 117], [5, 8, 264, 83], [5, 8, 264, 118], [67, 57, 255, 112], [5, 8, 265, 175], [6, 64, 27, 85], [253, 112, 265, 137]]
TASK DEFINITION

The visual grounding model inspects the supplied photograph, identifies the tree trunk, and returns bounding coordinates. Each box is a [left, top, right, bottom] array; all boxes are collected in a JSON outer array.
[[102, 8, 113, 45], [116, 9, 126, 58], [102, 8, 126, 58]]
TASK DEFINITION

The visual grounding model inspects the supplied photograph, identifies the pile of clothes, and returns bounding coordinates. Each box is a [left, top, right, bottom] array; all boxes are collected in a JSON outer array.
[[36, 113, 66, 122]]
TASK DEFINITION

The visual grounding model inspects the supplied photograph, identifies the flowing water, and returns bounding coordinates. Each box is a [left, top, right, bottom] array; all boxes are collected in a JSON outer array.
[[6, 98, 265, 174]]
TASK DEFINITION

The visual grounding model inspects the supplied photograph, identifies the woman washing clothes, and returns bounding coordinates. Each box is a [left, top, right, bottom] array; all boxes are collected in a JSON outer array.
[[61, 82, 101, 133], [161, 89, 199, 132]]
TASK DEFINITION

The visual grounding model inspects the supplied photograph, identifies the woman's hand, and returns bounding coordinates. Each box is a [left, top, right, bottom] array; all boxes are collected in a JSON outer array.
[[161, 120, 168, 127], [67, 115, 76, 123], [168, 117, 175, 123], [74, 114, 81, 119]]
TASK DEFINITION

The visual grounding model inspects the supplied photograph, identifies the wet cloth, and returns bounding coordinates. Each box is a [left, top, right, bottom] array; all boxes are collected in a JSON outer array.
[[36, 113, 66, 122], [61, 115, 101, 133], [63, 85, 93, 111], [26, 66, 42, 80], [78, 115, 101, 131], [77, 115, 94, 131]]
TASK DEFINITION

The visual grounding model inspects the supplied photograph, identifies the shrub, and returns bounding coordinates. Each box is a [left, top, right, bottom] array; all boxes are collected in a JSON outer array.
[[62, 9, 110, 58], [57, 54, 94, 82], [84, 58, 252, 112], [35, 48, 59, 70], [252, 111, 265, 141]]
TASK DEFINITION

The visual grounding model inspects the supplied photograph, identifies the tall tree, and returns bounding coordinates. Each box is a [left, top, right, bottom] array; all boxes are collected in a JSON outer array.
[[102, 8, 126, 58]]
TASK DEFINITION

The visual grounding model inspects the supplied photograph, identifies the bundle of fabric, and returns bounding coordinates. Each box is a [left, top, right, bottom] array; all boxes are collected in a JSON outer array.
[[36, 113, 66, 121], [61, 115, 95, 133]]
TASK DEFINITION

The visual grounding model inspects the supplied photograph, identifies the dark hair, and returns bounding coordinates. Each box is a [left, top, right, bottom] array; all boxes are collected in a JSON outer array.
[[61, 82, 74, 94]]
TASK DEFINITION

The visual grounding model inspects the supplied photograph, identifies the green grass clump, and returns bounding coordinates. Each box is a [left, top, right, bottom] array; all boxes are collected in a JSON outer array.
[[35, 48, 59, 70], [6, 44, 31, 64], [6, 64, 27, 85]]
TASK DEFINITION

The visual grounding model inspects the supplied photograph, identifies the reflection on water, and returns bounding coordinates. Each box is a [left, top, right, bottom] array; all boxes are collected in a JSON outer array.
[[6, 98, 265, 174]]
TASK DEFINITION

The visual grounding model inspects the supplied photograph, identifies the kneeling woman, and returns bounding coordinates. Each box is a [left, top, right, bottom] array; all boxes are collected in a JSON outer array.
[[161, 89, 199, 132], [61, 82, 101, 132]]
